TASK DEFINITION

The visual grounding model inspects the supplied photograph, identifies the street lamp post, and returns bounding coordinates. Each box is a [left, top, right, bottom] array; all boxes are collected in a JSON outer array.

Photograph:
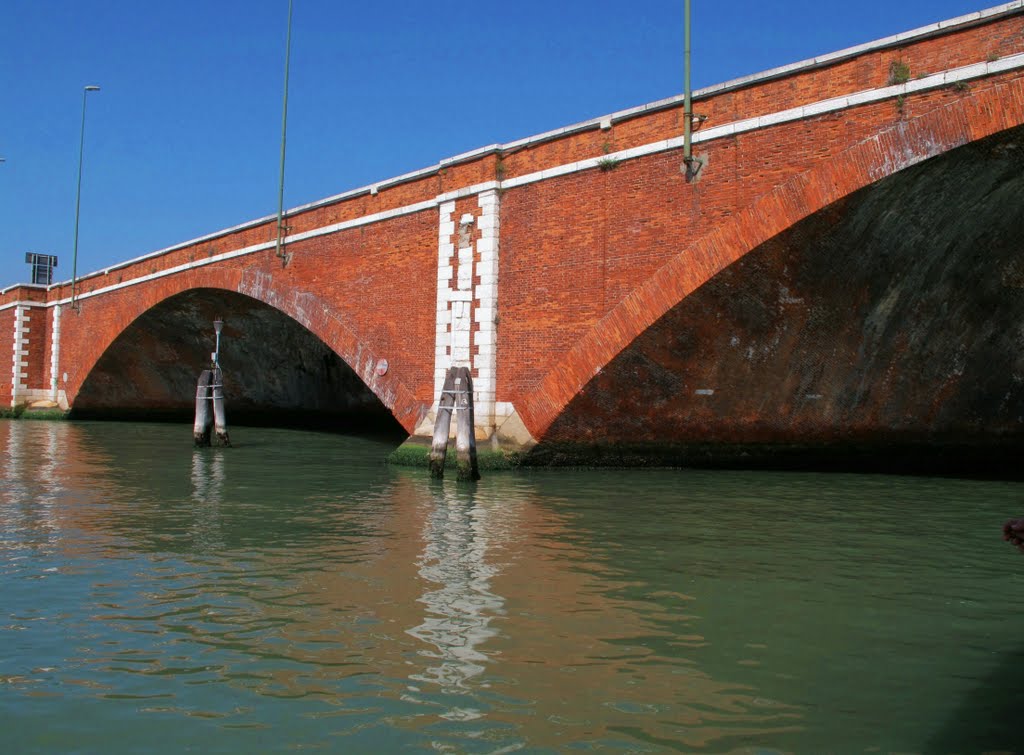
[[275, 0, 294, 264], [71, 85, 100, 310], [212, 318, 224, 368]]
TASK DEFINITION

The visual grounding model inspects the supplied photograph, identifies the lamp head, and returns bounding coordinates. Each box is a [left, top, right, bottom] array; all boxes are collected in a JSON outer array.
[[213, 318, 224, 335], [84, 85, 100, 92]]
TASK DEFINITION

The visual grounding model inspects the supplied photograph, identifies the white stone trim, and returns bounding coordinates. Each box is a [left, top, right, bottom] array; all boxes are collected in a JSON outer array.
[[10, 306, 28, 406], [433, 201, 457, 400], [1, 51, 1019, 316], [50, 304, 62, 403], [472, 189, 501, 430], [425, 190, 502, 436], [502, 52, 1024, 189]]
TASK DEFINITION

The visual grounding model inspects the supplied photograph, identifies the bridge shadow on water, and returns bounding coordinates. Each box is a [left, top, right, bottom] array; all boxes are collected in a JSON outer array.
[[925, 643, 1024, 754]]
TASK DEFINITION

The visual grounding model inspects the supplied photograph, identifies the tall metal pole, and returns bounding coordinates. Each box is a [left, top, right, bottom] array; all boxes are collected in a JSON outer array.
[[679, 0, 696, 176], [683, 0, 693, 164], [275, 0, 293, 262], [71, 85, 100, 308]]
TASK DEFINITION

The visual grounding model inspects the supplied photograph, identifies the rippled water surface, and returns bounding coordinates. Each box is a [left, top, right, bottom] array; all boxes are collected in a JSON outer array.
[[2, 420, 1023, 753]]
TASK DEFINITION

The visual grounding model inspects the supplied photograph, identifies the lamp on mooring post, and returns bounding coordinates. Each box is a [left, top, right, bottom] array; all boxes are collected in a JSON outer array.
[[195, 316, 231, 447], [71, 84, 101, 310], [212, 318, 224, 368]]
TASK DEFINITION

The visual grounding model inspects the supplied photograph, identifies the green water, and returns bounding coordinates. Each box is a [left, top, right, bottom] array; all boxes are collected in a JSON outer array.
[[1, 420, 1022, 753]]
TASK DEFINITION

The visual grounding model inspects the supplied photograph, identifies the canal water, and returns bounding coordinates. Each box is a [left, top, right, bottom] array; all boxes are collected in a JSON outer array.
[[1, 420, 1022, 753]]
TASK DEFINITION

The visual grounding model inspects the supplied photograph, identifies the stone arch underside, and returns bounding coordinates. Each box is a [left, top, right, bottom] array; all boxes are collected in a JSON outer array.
[[520, 86, 1024, 470], [73, 287, 405, 434]]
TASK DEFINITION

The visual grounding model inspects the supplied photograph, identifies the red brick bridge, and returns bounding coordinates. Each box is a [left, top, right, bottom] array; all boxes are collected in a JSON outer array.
[[4, 3, 1024, 468]]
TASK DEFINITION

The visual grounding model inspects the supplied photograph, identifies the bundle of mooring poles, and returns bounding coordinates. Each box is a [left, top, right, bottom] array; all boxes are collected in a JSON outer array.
[[194, 367, 230, 447], [429, 365, 480, 481]]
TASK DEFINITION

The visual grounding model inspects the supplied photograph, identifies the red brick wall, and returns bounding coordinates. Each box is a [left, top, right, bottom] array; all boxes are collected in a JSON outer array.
[[512, 72, 1024, 438], [0, 307, 12, 407], [50, 207, 439, 430], [21, 306, 48, 396]]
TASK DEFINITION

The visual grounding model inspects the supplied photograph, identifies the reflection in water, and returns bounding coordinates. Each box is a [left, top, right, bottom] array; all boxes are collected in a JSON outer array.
[[189, 450, 225, 553], [1, 421, 1023, 753], [406, 484, 508, 720], [2, 422, 65, 552]]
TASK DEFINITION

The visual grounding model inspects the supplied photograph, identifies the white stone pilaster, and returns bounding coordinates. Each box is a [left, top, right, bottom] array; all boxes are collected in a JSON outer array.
[[419, 190, 503, 439], [473, 189, 500, 430], [50, 304, 62, 404], [10, 307, 29, 407], [433, 201, 457, 400]]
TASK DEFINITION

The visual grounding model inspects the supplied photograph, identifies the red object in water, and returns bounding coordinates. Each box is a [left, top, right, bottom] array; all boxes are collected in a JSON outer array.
[[1002, 518, 1024, 552]]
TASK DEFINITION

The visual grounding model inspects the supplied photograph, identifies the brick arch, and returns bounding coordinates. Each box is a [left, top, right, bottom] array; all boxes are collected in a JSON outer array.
[[517, 76, 1024, 441], [69, 266, 427, 431]]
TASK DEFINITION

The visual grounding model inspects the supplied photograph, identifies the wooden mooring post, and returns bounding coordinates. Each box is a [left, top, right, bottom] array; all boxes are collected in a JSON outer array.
[[428, 366, 480, 481], [194, 368, 230, 447], [193, 370, 212, 446]]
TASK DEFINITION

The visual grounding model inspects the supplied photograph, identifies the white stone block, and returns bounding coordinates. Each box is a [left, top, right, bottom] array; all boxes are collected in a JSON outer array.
[[475, 329, 496, 346], [756, 108, 795, 129], [847, 88, 882, 107], [956, 61, 988, 80], [438, 265, 453, 280], [803, 97, 845, 117]]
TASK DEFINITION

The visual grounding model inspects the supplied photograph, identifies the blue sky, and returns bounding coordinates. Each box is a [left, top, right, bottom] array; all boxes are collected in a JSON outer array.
[[0, 0, 995, 289]]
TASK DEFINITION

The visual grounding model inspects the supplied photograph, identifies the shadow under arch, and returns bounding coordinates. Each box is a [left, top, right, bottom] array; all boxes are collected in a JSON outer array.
[[72, 287, 405, 435], [517, 77, 1024, 445], [525, 121, 1024, 474]]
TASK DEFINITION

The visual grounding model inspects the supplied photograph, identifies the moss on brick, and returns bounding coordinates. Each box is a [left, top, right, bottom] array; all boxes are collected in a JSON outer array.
[[21, 408, 70, 421], [387, 440, 527, 471], [0, 405, 68, 420]]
